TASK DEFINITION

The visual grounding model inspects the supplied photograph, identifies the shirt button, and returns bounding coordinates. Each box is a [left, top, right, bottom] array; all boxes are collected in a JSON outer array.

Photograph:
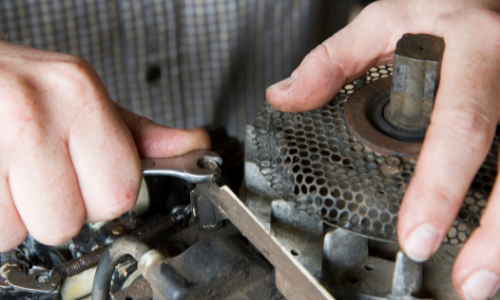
[[146, 66, 161, 82]]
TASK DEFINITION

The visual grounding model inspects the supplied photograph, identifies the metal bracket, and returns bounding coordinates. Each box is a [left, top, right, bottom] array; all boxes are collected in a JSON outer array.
[[195, 183, 335, 300]]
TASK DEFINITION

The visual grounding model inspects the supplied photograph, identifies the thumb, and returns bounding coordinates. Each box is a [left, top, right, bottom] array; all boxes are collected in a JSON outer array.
[[114, 103, 211, 158], [266, 1, 413, 112]]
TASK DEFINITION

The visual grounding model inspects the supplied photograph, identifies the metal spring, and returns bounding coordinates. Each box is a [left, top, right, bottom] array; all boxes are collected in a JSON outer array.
[[130, 214, 177, 243], [57, 214, 179, 277]]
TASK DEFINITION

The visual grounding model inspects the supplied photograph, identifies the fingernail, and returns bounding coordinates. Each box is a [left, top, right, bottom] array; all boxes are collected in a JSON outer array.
[[267, 74, 297, 90], [462, 270, 500, 300], [404, 223, 439, 262]]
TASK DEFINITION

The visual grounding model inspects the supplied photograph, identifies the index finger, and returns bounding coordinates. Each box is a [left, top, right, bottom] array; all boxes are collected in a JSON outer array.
[[266, 1, 414, 112]]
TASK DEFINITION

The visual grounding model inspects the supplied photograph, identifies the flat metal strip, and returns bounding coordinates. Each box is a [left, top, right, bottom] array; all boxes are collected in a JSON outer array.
[[197, 183, 335, 300]]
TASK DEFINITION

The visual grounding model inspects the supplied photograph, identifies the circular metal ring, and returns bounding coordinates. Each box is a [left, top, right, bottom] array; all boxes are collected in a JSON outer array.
[[344, 77, 422, 160]]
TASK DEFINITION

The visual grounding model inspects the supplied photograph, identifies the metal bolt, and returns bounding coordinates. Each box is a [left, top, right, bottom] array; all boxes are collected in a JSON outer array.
[[112, 226, 124, 235], [382, 157, 402, 175]]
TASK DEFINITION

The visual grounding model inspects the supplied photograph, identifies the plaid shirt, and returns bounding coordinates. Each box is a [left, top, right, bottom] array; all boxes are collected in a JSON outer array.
[[0, 0, 348, 138]]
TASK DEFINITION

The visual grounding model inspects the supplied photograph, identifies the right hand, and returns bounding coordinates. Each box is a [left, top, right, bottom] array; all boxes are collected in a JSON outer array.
[[266, 1, 500, 299], [0, 41, 210, 251]]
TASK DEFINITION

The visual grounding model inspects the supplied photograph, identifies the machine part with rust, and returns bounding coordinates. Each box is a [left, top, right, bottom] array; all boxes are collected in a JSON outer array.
[[244, 33, 500, 299], [345, 33, 445, 155], [247, 90, 497, 243], [247, 35, 496, 244], [345, 77, 424, 158]]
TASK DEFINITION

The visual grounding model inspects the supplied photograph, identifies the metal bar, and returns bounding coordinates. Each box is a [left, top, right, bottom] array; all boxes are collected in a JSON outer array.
[[196, 183, 335, 300]]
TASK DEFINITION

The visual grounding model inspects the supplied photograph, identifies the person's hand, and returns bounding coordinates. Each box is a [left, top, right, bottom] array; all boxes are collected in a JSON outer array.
[[0, 42, 210, 252], [266, 1, 500, 299]]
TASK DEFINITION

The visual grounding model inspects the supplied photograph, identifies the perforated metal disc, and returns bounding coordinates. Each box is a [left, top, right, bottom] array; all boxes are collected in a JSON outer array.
[[250, 65, 498, 243]]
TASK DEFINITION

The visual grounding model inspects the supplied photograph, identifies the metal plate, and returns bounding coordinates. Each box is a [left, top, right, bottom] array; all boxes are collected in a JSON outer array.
[[250, 66, 498, 243]]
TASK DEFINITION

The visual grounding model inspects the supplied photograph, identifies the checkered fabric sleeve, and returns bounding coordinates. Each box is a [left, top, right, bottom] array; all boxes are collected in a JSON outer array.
[[0, 0, 348, 138]]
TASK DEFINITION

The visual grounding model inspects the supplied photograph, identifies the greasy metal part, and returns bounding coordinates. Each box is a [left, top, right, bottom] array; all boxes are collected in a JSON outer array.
[[322, 228, 369, 281], [160, 225, 282, 300], [345, 77, 422, 158], [196, 183, 335, 300], [92, 237, 151, 300], [385, 34, 444, 136], [112, 279, 153, 300], [102, 231, 280, 300], [4, 267, 61, 294], [142, 149, 222, 183], [271, 200, 324, 277], [389, 251, 423, 299], [191, 184, 224, 231], [130, 214, 179, 242], [58, 247, 107, 278], [58, 213, 179, 277]]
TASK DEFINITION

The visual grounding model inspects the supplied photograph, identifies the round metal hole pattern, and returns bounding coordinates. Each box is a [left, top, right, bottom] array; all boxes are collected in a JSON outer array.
[[250, 65, 498, 244]]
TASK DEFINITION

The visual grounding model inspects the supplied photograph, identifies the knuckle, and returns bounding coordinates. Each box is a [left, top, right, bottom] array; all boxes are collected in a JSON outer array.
[[424, 183, 463, 209], [1, 102, 45, 147], [308, 44, 336, 69], [47, 57, 99, 95]]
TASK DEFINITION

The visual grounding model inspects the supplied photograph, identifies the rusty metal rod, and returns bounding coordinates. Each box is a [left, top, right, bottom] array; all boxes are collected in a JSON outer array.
[[56, 214, 179, 277]]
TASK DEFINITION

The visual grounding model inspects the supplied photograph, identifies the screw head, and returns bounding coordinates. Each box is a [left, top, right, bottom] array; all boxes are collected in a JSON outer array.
[[382, 157, 403, 175]]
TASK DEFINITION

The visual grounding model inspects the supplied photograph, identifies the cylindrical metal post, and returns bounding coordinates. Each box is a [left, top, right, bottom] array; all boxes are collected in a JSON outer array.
[[385, 34, 445, 135]]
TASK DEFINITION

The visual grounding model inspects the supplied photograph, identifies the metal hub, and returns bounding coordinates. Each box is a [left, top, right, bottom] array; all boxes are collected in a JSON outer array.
[[344, 77, 422, 158]]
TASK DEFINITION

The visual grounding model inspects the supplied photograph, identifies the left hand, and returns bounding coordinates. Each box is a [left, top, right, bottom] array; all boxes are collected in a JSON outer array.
[[266, 1, 500, 299]]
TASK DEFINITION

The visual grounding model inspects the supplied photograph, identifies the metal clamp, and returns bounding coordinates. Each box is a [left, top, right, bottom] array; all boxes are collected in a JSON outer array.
[[1, 263, 61, 294]]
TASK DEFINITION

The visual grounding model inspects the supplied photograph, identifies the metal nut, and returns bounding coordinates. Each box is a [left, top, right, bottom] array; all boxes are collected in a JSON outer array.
[[381, 157, 402, 175]]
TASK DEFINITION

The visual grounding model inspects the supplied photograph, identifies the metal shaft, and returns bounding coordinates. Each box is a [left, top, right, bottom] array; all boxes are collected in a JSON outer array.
[[385, 33, 445, 134]]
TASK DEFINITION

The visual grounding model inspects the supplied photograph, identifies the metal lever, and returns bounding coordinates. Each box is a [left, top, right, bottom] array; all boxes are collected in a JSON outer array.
[[141, 149, 222, 183]]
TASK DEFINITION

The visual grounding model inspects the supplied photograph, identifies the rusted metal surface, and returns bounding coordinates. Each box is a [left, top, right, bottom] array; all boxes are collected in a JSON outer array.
[[344, 77, 422, 159], [197, 183, 335, 300]]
